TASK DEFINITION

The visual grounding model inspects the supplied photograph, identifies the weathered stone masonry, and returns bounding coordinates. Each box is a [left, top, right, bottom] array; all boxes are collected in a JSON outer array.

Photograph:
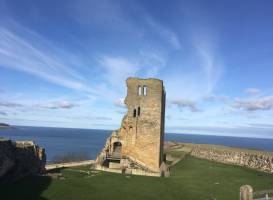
[[0, 138, 46, 181], [190, 144, 273, 173], [96, 77, 168, 176]]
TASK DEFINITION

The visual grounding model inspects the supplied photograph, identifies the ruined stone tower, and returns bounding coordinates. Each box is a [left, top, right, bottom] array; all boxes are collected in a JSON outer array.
[[95, 77, 167, 176]]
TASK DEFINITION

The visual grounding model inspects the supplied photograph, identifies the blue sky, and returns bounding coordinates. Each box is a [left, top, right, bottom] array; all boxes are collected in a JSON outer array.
[[1, 0, 273, 138]]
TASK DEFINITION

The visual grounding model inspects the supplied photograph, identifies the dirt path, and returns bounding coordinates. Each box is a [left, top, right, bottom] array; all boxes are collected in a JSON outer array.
[[46, 160, 95, 171]]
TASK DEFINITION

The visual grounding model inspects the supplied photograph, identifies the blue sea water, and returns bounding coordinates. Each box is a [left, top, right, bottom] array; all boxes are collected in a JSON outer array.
[[1, 126, 273, 163]]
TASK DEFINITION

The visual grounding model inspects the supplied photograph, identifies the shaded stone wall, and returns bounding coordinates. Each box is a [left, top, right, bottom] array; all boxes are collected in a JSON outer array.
[[0, 138, 46, 181], [191, 145, 273, 173]]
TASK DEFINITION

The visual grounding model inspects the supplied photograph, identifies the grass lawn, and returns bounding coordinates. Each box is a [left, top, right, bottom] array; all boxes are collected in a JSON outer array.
[[1, 155, 273, 200]]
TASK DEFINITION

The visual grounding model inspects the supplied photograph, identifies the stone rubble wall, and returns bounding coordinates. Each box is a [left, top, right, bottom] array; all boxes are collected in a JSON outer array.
[[0, 138, 46, 181], [190, 145, 273, 173]]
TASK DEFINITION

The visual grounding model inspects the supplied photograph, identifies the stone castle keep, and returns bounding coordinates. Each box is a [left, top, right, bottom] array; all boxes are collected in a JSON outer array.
[[95, 77, 168, 176]]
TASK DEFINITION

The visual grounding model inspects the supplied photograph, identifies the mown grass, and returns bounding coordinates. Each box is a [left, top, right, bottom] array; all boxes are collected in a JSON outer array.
[[1, 155, 273, 200]]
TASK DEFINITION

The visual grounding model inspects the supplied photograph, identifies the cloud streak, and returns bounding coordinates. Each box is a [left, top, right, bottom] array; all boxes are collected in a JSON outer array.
[[167, 125, 273, 138], [0, 21, 93, 93], [114, 98, 126, 108], [0, 100, 77, 110], [245, 88, 260, 95], [203, 94, 229, 103], [169, 99, 200, 112], [0, 101, 23, 107], [98, 56, 139, 88], [67, 115, 112, 121], [0, 111, 7, 116], [232, 96, 273, 111], [37, 101, 77, 109], [145, 16, 181, 49]]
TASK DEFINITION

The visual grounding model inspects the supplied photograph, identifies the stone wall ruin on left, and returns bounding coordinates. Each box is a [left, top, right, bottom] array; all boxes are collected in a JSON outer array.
[[0, 138, 46, 182]]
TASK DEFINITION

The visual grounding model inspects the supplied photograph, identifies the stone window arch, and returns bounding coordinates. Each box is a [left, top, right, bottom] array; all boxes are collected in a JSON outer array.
[[133, 109, 137, 117]]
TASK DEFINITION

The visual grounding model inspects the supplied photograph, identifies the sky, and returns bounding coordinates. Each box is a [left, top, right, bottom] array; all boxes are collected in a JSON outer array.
[[1, 0, 273, 138]]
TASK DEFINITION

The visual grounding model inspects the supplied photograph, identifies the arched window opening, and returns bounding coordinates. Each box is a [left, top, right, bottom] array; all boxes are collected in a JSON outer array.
[[137, 107, 140, 116], [133, 109, 137, 117], [138, 85, 142, 95], [143, 85, 147, 96]]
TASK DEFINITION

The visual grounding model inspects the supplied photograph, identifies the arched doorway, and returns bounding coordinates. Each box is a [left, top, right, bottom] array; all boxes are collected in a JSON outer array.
[[112, 142, 122, 158]]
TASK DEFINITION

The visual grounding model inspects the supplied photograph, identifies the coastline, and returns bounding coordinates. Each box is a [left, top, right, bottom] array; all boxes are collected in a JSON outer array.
[[1, 126, 273, 162]]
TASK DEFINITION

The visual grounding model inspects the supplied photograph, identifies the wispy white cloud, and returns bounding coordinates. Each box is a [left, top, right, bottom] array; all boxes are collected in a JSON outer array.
[[37, 101, 77, 109], [0, 21, 93, 93], [71, 0, 181, 51], [0, 2, 254, 134], [245, 88, 260, 95], [116, 110, 126, 115], [194, 37, 223, 95], [232, 96, 273, 111], [145, 17, 181, 50], [0, 99, 77, 110], [163, 38, 223, 101], [114, 98, 125, 108], [71, 0, 131, 30], [248, 123, 273, 128], [0, 101, 23, 107], [0, 111, 7, 116], [87, 116, 112, 121], [98, 56, 139, 87], [67, 115, 112, 121], [167, 125, 273, 138], [203, 94, 230, 102], [138, 49, 166, 77], [98, 53, 165, 93], [169, 99, 200, 112]]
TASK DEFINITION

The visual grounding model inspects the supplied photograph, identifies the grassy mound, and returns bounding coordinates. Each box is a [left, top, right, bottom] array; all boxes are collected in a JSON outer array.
[[1, 154, 273, 200]]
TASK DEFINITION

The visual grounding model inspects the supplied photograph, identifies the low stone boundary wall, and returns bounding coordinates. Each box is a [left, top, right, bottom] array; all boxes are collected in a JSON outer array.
[[190, 145, 273, 173]]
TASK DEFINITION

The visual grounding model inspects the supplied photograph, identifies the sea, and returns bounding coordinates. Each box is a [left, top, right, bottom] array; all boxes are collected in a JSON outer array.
[[1, 126, 273, 163]]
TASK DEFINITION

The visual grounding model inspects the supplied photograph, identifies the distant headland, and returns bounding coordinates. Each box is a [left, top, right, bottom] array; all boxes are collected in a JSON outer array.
[[0, 123, 10, 128]]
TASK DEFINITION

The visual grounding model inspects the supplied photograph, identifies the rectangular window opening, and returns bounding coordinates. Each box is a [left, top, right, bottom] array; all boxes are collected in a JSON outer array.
[[138, 86, 142, 95], [143, 86, 147, 96], [137, 107, 140, 116]]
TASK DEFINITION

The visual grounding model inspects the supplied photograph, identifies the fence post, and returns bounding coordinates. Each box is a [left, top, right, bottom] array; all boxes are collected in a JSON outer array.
[[240, 185, 253, 200]]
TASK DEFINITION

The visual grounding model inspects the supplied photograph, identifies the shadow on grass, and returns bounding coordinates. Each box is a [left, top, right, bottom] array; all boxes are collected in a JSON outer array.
[[0, 175, 52, 200], [47, 167, 64, 173]]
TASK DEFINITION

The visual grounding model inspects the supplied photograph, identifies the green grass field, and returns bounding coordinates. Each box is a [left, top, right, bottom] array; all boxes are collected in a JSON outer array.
[[1, 155, 273, 200]]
